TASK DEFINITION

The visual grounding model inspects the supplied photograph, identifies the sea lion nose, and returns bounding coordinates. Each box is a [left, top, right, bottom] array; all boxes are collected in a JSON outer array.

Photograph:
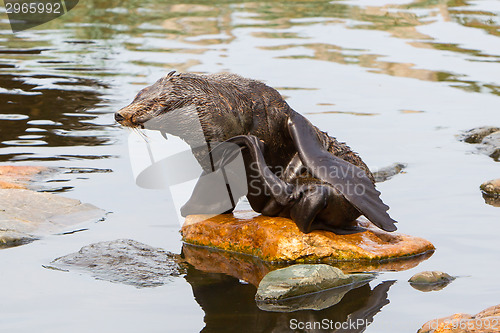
[[114, 112, 125, 123]]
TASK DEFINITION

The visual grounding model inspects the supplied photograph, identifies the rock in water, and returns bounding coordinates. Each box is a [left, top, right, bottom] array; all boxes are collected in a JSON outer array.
[[461, 127, 500, 161], [461, 127, 500, 144], [409, 271, 455, 292], [182, 211, 435, 262], [0, 189, 105, 248], [255, 264, 374, 312], [480, 179, 500, 207], [256, 265, 373, 300], [481, 179, 500, 198], [49, 239, 187, 288], [419, 304, 500, 333], [480, 131, 500, 161], [372, 163, 407, 183]]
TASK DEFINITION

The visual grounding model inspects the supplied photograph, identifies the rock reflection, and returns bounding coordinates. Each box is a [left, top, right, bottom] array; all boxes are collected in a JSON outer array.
[[482, 193, 500, 208], [182, 243, 433, 287], [185, 263, 395, 333]]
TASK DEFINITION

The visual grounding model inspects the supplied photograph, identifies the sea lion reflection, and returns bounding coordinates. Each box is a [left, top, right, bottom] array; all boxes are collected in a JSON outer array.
[[184, 265, 395, 333]]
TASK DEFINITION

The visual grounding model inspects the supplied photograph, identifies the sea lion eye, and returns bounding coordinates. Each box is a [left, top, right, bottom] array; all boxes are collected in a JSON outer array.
[[133, 86, 151, 102]]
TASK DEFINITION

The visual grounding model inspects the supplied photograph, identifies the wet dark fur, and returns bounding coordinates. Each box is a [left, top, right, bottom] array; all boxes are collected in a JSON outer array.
[[115, 72, 395, 233]]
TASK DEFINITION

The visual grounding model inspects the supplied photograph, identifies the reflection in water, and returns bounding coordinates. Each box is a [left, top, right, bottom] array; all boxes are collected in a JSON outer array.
[[0, 72, 111, 160], [182, 243, 433, 287], [482, 193, 500, 207], [185, 265, 395, 333], [1, 0, 500, 163], [0, 0, 499, 331], [181, 243, 429, 331]]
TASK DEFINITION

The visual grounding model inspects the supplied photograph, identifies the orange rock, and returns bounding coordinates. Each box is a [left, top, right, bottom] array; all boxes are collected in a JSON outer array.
[[0, 166, 47, 189], [181, 211, 435, 262], [419, 304, 500, 333], [0, 181, 25, 189]]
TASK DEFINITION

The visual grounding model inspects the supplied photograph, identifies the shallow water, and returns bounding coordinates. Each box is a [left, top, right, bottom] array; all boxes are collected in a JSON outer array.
[[0, 0, 499, 332]]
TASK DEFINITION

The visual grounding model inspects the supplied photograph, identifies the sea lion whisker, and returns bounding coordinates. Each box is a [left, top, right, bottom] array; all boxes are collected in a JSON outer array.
[[131, 126, 149, 143]]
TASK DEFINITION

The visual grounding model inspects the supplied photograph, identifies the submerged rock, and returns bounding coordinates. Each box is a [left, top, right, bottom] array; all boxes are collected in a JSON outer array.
[[409, 271, 455, 292], [480, 179, 500, 207], [0, 189, 105, 248], [480, 131, 500, 161], [256, 265, 374, 301], [419, 304, 500, 333], [49, 239, 187, 288], [255, 264, 374, 311], [181, 211, 435, 263], [372, 163, 407, 183], [461, 126, 500, 144]]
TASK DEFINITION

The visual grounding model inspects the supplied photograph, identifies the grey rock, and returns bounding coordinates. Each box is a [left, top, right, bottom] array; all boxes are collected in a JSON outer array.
[[372, 163, 407, 183], [460, 127, 500, 162], [0, 189, 105, 248], [257, 277, 372, 312], [461, 126, 500, 144], [409, 271, 455, 292], [49, 239, 187, 288], [255, 264, 374, 311], [479, 131, 500, 161]]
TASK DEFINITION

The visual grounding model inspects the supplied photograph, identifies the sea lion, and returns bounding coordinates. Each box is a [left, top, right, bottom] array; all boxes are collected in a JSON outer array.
[[115, 71, 397, 233]]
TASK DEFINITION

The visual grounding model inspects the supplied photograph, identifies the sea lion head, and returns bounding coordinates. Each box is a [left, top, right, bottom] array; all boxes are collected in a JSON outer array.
[[115, 71, 254, 145]]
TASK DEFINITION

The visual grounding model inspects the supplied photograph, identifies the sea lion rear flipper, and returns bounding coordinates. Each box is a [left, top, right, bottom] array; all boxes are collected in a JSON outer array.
[[287, 113, 397, 232]]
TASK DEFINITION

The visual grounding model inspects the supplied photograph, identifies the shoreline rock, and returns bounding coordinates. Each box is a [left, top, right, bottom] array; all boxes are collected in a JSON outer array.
[[0, 189, 105, 248], [181, 211, 435, 263], [0, 165, 47, 189]]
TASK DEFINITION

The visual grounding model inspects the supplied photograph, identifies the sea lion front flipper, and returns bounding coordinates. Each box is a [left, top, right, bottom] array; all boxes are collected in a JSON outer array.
[[287, 112, 397, 232], [219, 136, 295, 207], [181, 142, 247, 217]]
